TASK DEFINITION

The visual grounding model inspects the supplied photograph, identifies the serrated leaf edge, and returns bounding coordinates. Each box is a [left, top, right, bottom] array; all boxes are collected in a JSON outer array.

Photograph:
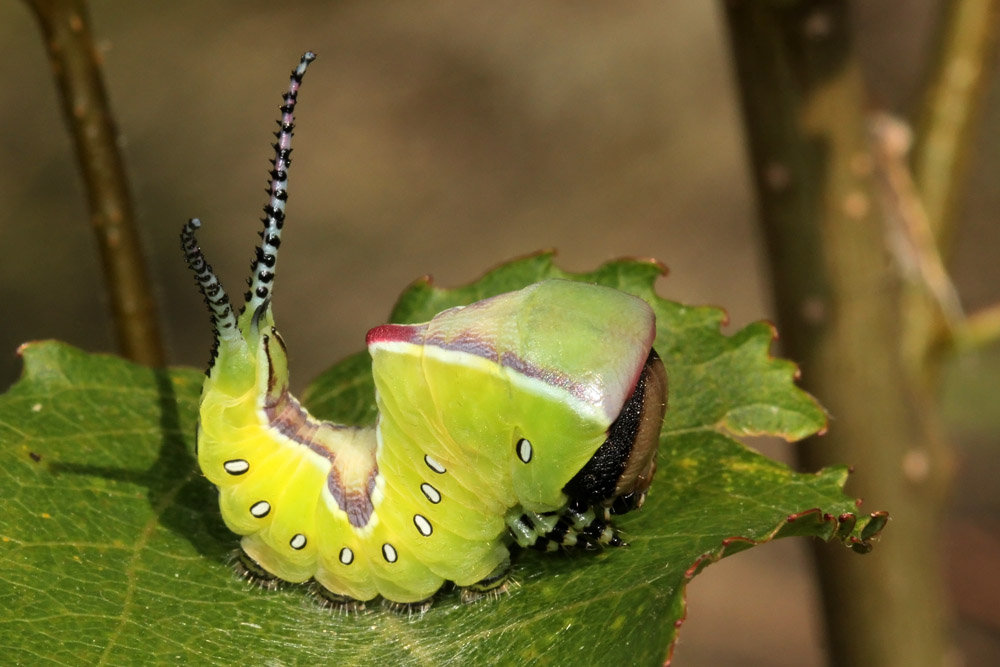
[[663, 506, 889, 666]]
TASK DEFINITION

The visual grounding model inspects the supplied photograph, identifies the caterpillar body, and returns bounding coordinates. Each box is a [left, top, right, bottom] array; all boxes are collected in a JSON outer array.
[[182, 52, 667, 606]]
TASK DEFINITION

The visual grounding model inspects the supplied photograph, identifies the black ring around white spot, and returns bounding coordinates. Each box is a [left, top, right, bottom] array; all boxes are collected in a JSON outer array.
[[224, 459, 249, 475], [517, 438, 533, 463], [424, 455, 446, 474], [339, 547, 354, 565], [290, 534, 307, 550], [420, 482, 441, 504], [250, 501, 271, 518], [382, 543, 398, 563], [413, 514, 433, 537]]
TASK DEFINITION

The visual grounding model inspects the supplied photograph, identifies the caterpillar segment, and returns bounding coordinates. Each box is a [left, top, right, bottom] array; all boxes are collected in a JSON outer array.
[[182, 52, 667, 607]]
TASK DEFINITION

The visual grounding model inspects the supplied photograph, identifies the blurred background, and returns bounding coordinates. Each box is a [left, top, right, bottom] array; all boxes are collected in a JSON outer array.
[[2, 1, 998, 664]]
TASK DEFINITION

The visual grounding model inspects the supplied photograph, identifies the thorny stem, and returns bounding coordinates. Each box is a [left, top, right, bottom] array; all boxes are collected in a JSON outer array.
[[25, 0, 165, 366]]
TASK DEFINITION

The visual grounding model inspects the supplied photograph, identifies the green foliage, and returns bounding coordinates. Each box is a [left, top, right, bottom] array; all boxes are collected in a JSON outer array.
[[0, 255, 886, 665]]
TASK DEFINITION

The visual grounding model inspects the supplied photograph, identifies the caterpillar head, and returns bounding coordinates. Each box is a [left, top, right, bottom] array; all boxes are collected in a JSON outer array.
[[564, 348, 667, 514], [180, 52, 316, 395]]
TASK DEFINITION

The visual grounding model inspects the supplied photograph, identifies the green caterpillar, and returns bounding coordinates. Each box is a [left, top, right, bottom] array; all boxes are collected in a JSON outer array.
[[181, 52, 667, 607]]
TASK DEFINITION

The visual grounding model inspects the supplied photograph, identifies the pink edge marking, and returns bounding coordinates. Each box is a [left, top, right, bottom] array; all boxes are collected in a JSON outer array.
[[613, 255, 670, 277], [762, 318, 777, 338], [751, 317, 831, 441], [16, 341, 43, 356], [663, 600, 688, 667], [714, 313, 829, 442], [786, 508, 819, 523], [365, 324, 422, 346], [404, 273, 434, 292], [667, 505, 885, 666], [672, 533, 774, 666]]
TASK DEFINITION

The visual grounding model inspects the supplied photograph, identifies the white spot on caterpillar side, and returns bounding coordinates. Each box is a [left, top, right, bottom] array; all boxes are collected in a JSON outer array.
[[413, 514, 433, 537], [382, 543, 398, 563], [339, 547, 354, 565], [424, 455, 446, 474], [224, 459, 250, 475], [420, 483, 441, 504], [250, 501, 271, 518], [517, 438, 533, 464], [289, 534, 307, 550]]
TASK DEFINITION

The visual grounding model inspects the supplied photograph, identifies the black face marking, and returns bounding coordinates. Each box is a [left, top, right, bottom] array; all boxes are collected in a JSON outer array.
[[420, 483, 441, 504], [413, 514, 433, 537], [224, 459, 250, 475], [339, 547, 354, 565], [424, 455, 446, 474], [516, 438, 533, 464], [250, 501, 271, 518], [289, 534, 307, 550], [562, 349, 664, 505], [382, 543, 398, 563]]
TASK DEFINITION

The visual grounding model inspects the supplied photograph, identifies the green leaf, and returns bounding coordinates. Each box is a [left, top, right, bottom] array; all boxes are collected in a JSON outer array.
[[1, 255, 886, 665]]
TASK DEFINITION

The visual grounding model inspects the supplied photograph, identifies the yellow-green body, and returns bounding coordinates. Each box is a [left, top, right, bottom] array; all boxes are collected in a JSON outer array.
[[195, 280, 655, 603], [183, 53, 661, 604]]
